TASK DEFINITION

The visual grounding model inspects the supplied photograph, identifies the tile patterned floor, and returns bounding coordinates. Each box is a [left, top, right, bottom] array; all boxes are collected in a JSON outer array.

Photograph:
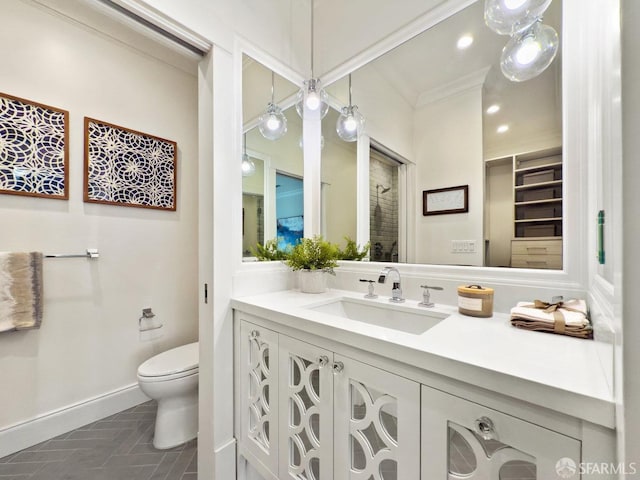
[[0, 401, 197, 480]]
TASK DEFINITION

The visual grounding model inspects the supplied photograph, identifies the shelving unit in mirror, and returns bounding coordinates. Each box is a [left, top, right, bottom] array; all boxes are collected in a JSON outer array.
[[485, 146, 563, 270], [512, 146, 562, 270]]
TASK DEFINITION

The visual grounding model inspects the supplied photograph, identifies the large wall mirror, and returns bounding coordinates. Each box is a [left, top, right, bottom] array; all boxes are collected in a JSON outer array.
[[242, 54, 303, 259], [330, 0, 563, 270]]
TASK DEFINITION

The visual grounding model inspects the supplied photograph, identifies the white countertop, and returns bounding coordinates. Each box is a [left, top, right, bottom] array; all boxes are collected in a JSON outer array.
[[231, 288, 615, 429]]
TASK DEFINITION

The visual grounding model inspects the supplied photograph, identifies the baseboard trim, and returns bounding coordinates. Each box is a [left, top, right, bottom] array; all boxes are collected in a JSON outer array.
[[0, 384, 150, 458], [214, 438, 237, 480]]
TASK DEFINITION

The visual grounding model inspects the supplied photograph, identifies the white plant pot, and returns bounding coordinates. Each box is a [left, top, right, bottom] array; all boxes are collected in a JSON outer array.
[[299, 270, 328, 293]]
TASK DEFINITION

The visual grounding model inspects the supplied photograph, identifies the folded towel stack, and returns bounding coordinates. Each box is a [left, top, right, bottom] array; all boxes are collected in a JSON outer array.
[[0, 252, 43, 333], [510, 298, 592, 339]]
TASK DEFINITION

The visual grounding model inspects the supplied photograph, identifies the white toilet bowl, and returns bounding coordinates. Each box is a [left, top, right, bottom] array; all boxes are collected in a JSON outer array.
[[137, 342, 199, 449]]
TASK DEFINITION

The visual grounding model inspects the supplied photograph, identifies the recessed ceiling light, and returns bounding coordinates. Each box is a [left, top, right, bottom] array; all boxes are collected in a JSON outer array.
[[486, 104, 500, 114], [497, 124, 510, 133], [457, 35, 474, 50]]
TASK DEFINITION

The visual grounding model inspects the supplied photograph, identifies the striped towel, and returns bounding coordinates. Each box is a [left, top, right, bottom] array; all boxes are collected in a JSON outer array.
[[0, 252, 43, 333]]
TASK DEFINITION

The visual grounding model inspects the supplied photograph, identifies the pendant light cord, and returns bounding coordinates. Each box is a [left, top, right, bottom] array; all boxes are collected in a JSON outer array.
[[270, 71, 275, 104], [348, 74, 352, 106], [310, 0, 315, 79]]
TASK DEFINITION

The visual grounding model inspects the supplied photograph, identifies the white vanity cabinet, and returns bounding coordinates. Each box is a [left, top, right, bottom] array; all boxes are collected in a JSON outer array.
[[332, 352, 420, 480], [237, 316, 421, 480], [421, 385, 581, 479], [235, 305, 613, 480], [238, 320, 280, 476], [277, 333, 333, 480]]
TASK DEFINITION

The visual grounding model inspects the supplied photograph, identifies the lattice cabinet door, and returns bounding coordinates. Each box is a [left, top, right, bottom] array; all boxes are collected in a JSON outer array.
[[421, 385, 582, 480], [278, 335, 334, 480], [333, 354, 421, 480], [239, 320, 280, 476]]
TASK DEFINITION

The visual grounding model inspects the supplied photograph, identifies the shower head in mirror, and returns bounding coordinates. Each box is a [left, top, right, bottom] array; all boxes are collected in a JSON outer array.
[[484, 0, 553, 35], [500, 20, 558, 82]]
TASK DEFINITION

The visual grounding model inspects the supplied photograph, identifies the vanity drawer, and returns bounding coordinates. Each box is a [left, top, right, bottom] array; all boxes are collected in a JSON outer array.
[[511, 254, 562, 269], [511, 238, 562, 256]]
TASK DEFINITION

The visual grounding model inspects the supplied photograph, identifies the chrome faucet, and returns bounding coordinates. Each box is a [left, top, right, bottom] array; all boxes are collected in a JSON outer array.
[[378, 267, 404, 303]]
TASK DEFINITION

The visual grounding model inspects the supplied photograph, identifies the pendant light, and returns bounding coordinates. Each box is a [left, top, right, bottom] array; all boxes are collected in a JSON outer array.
[[485, 0, 558, 82], [241, 133, 255, 177], [295, 0, 329, 119], [336, 74, 365, 142], [258, 71, 287, 140], [484, 0, 552, 36], [500, 19, 558, 82]]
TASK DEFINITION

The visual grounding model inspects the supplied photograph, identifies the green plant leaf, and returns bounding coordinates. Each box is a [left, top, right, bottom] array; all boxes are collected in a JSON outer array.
[[285, 235, 339, 271]]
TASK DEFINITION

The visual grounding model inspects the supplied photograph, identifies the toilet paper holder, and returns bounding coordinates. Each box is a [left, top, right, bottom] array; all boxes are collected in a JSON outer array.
[[139, 308, 163, 332]]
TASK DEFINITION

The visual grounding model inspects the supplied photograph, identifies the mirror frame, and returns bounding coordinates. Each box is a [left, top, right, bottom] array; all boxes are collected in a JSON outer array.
[[236, 0, 588, 292], [320, 0, 585, 290]]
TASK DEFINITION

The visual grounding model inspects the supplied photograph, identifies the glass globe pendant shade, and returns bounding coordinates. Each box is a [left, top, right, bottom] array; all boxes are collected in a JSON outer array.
[[500, 21, 558, 82], [241, 154, 256, 177], [295, 79, 329, 119], [336, 105, 365, 142], [258, 103, 287, 140], [484, 0, 552, 35]]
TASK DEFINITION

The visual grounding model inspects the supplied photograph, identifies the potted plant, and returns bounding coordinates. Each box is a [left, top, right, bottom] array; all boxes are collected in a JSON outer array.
[[337, 236, 370, 261], [250, 238, 289, 261], [285, 235, 339, 293]]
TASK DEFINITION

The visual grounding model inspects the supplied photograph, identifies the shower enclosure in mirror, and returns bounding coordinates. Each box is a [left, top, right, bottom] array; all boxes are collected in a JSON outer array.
[[369, 148, 401, 263], [242, 54, 302, 260]]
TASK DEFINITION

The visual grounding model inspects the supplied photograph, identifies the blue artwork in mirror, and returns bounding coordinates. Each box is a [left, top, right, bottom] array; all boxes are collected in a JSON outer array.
[[277, 215, 304, 251], [276, 172, 304, 250]]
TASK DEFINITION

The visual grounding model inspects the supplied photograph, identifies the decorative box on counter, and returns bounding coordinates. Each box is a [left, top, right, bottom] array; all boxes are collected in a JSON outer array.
[[457, 285, 494, 318]]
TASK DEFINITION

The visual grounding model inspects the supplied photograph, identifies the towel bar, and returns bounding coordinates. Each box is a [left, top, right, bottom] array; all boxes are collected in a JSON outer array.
[[45, 249, 99, 259]]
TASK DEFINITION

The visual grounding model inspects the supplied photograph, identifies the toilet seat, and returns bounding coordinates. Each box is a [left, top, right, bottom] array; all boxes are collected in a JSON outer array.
[[138, 342, 198, 383]]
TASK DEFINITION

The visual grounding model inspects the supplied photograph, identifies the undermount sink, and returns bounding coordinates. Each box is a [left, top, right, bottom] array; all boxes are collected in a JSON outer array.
[[305, 297, 448, 335]]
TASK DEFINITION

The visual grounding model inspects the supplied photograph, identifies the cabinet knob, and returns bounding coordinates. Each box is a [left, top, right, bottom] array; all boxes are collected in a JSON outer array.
[[474, 416, 496, 440], [332, 361, 344, 374], [250, 330, 259, 339], [317, 356, 329, 367]]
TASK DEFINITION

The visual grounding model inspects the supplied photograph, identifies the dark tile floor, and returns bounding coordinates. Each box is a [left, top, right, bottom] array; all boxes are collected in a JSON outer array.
[[0, 401, 197, 480]]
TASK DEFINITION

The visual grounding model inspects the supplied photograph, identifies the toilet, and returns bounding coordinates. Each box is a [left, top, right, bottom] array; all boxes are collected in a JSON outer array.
[[137, 342, 199, 449]]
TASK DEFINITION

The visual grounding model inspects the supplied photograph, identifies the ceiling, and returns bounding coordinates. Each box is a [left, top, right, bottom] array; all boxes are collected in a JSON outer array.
[[353, 0, 563, 157]]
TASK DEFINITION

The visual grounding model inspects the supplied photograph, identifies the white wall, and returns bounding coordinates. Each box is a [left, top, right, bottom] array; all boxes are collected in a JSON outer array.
[[138, 0, 310, 76], [314, 0, 451, 76], [321, 110, 358, 246], [485, 160, 512, 267], [621, 0, 639, 471], [351, 66, 415, 161], [413, 87, 484, 266], [0, 0, 198, 432]]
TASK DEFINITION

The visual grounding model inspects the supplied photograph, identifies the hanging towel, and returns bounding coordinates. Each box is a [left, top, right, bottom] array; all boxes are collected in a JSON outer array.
[[0, 252, 43, 333], [510, 298, 592, 339]]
